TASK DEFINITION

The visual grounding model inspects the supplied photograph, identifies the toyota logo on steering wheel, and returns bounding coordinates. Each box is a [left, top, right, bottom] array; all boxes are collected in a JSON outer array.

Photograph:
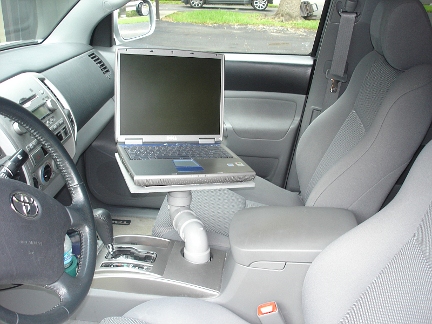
[[10, 192, 39, 218]]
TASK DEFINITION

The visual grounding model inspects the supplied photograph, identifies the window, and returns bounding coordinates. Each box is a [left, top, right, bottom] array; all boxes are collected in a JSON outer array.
[[0, 0, 79, 50], [422, 0, 432, 23], [116, 0, 324, 55]]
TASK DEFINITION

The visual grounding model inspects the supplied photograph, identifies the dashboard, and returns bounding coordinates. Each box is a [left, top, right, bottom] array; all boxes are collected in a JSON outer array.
[[0, 45, 115, 197], [0, 73, 76, 195]]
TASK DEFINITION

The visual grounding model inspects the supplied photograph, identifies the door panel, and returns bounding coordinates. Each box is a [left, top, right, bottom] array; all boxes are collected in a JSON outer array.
[[222, 55, 312, 187], [225, 92, 298, 140], [224, 91, 305, 187], [225, 57, 312, 94], [206, 0, 246, 3]]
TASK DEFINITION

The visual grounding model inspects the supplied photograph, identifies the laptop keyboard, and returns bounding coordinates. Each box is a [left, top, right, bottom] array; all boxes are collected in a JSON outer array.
[[123, 143, 233, 160]]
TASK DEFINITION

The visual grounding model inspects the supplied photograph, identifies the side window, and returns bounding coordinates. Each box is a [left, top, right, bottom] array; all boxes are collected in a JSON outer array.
[[422, 1, 432, 23], [0, 0, 79, 49], [116, 0, 324, 54]]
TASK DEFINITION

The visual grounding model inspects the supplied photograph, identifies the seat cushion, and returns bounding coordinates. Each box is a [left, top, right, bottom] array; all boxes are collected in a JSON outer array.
[[121, 297, 249, 324], [303, 139, 432, 323]]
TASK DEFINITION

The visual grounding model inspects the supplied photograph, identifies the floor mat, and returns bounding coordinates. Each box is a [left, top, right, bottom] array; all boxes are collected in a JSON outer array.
[[111, 216, 155, 236]]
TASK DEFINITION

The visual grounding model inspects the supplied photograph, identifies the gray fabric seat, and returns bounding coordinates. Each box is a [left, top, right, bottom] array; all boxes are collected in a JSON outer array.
[[153, 0, 432, 249], [101, 63, 432, 323]]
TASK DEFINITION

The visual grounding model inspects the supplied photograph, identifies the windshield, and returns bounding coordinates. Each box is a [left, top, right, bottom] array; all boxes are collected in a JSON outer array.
[[0, 0, 79, 50]]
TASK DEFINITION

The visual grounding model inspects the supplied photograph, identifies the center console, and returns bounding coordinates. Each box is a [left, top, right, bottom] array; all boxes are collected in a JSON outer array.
[[81, 205, 357, 324], [216, 206, 357, 323], [93, 235, 226, 298]]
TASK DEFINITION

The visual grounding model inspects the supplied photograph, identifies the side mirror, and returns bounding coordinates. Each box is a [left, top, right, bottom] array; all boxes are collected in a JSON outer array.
[[114, 0, 156, 43]]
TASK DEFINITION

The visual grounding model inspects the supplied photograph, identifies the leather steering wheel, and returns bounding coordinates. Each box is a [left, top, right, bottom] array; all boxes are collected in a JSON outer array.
[[0, 97, 96, 324]]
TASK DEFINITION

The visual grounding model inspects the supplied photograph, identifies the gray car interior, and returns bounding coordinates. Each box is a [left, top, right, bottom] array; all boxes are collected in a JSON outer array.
[[102, 119, 432, 323], [0, 0, 432, 322], [95, 0, 432, 322], [153, 0, 432, 250]]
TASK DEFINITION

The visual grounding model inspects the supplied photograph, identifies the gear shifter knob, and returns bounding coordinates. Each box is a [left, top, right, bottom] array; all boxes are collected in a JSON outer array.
[[93, 208, 114, 254]]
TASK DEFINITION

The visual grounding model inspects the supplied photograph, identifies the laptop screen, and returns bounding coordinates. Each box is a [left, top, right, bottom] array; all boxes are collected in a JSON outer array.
[[115, 48, 224, 143]]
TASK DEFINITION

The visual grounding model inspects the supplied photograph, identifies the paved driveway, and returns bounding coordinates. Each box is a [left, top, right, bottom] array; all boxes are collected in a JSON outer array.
[[122, 3, 316, 54]]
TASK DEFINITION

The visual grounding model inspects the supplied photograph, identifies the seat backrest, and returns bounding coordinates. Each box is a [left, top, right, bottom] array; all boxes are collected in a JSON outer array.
[[295, 0, 432, 223], [302, 125, 432, 323]]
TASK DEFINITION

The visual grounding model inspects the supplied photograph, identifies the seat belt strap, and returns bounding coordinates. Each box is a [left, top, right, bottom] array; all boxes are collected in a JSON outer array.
[[322, 0, 358, 110]]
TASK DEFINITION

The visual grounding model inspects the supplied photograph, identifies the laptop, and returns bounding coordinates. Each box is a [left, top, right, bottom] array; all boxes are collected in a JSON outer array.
[[115, 48, 256, 187]]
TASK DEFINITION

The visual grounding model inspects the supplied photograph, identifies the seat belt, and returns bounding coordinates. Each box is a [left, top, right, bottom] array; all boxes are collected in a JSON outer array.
[[322, 0, 358, 110]]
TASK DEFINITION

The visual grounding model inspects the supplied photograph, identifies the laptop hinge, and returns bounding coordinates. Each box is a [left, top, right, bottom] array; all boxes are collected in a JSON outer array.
[[124, 139, 143, 145], [199, 138, 216, 144]]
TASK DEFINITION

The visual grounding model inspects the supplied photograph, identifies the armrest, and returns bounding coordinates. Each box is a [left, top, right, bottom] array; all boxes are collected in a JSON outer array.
[[229, 206, 357, 266]]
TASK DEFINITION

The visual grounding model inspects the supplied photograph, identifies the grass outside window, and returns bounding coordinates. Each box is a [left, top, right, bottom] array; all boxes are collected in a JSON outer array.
[[163, 10, 319, 29], [118, 16, 150, 24]]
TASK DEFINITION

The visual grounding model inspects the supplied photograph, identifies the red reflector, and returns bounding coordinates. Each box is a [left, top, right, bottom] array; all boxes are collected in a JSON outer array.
[[257, 301, 278, 316]]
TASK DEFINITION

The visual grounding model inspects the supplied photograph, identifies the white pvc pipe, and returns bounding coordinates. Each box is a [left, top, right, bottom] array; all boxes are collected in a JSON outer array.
[[167, 191, 210, 264]]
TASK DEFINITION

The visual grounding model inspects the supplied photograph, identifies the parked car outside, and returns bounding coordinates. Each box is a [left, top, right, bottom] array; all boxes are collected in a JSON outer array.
[[181, 0, 273, 11]]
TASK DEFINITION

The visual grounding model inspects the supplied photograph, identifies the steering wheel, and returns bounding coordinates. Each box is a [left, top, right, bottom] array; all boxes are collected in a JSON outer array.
[[0, 97, 96, 324]]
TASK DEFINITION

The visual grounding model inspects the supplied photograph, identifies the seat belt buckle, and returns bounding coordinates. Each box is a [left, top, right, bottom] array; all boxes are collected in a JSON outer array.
[[330, 78, 339, 93], [326, 70, 348, 93], [257, 301, 285, 324]]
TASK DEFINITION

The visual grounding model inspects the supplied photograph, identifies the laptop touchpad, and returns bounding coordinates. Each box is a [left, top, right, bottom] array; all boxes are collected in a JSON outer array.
[[173, 159, 204, 172]]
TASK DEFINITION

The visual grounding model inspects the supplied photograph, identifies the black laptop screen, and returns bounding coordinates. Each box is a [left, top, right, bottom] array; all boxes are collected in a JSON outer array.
[[118, 51, 222, 137]]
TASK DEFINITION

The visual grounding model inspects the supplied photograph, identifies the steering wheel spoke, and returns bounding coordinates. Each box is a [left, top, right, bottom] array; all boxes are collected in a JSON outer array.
[[66, 191, 93, 229]]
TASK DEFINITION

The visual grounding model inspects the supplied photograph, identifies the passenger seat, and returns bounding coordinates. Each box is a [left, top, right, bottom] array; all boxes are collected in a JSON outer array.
[[153, 0, 432, 249]]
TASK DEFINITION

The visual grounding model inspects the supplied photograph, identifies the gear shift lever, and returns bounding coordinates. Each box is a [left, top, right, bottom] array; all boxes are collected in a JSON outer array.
[[93, 209, 159, 266], [93, 208, 114, 255]]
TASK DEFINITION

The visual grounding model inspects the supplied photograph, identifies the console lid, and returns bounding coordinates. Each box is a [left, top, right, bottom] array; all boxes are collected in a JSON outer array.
[[229, 206, 357, 266]]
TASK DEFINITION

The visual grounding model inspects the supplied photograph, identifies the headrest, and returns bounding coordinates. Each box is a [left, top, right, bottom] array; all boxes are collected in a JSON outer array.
[[370, 0, 432, 71]]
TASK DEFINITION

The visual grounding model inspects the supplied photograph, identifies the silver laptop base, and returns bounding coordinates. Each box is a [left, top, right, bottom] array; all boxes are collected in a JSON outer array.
[[115, 153, 255, 193]]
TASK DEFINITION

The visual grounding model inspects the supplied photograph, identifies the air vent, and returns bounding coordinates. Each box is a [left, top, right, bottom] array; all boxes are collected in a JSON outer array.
[[88, 52, 111, 78]]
